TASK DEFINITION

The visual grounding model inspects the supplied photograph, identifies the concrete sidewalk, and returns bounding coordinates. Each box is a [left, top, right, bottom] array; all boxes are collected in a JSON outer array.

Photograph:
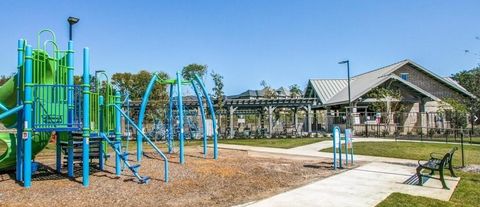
[[218, 142, 417, 165], [219, 140, 462, 207], [240, 162, 459, 207]]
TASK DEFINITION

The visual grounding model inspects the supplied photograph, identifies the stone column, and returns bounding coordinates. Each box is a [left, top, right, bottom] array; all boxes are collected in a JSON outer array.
[[418, 98, 427, 134], [307, 104, 312, 135], [293, 107, 298, 135], [229, 106, 237, 138], [268, 106, 275, 137]]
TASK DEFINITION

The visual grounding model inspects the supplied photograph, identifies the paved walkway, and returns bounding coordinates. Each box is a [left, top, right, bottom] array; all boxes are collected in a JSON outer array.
[[219, 139, 461, 207], [218, 141, 417, 165], [240, 162, 459, 207]]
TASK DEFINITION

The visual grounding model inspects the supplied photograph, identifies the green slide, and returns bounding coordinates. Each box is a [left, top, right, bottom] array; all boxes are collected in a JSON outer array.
[[0, 51, 56, 170]]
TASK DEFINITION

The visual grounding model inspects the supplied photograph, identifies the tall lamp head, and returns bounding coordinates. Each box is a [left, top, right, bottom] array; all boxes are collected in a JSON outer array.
[[68, 16, 80, 25]]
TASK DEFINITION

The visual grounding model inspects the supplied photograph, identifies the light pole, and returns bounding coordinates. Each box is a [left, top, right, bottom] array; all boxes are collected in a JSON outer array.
[[338, 60, 351, 129], [67, 16, 80, 41]]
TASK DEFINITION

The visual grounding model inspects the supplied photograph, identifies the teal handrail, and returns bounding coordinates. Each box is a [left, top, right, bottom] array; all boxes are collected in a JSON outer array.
[[111, 104, 169, 183], [0, 105, 23, 120]]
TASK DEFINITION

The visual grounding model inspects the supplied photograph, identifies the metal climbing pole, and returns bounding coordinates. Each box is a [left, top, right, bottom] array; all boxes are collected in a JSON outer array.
[[191, 82, 208, 158], [115, 91, 122, 175], [177, 72, 185, 164], [167, 84, 174, 153], [194, 74, 218, 159], [82, 47, 90, 187], [136, 74, 158, 161], [23, 44, 33, 188], [15, 39, 24, 182]]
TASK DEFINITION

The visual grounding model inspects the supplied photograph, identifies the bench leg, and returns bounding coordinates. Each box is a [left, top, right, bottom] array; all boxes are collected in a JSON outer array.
[[429, 169, 435, 175], [448, 164, 457, 177], [439, 169, 449, 190], [416, 166, 423, 186]]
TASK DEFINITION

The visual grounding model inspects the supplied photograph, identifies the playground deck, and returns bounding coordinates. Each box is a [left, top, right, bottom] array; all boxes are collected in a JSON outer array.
[[0, 146, 345, 207]]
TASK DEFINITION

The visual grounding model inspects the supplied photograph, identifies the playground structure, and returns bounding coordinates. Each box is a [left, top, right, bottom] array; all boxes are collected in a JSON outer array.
[[136, 71, 218, 164], [332, 126, 354, 170], [0, 30, 218, 188]]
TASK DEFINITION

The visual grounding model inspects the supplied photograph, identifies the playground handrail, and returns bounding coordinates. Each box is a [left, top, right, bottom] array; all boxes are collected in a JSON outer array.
[[112, 104, 169, 182]]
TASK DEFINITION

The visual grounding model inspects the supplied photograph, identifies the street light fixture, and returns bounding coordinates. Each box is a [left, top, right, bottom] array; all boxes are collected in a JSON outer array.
[[67, 16, 80, 41], [338, 60, 352, 129]]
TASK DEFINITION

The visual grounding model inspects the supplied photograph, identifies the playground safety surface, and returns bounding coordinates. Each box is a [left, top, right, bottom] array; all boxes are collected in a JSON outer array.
[[0, 146, 351, 207]]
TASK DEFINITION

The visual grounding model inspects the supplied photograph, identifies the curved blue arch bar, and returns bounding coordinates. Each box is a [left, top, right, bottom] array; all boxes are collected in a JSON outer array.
[[194, 74, 218, 159], [136, 73, 158, 161], [176, 72, 185, 164], [191, 81, 208, 158], [167, 84, 174, 153]]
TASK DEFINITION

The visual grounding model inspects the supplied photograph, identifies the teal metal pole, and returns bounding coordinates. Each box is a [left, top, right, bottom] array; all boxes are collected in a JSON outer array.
[[191, 82, 208, 158], [16, 39, 24, 182], [345, 132, 349, 166], [82, 47, 90, 187], [0, 103, 8, 111], [60, 40, 74, 174], [99, 95, 105, 170], [136, 74, 158, 161], [115, 91, 122, 175], [0, 105, 23, 120], [23, 44, 33, 188], [177, 72, 185, 164], [338, 128, 342, 168], [333, 126, 340, 170], [167, 84, 174, 153], [194, 74, 218, 159]]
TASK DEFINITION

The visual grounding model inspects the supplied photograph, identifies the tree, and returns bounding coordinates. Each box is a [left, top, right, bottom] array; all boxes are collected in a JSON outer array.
[[289, 84, 302, 98], [211, 71, 225, 128], [451, 66, 480, 98], [451, 66, 480, 128], [182, 64, 208, 81], [0, 75, 11, 86], [439, 98, 469, 129], [112, 70, 170, 121], [367, 87, 404, 113], [365, 84, 404, 129], [260, 80, 277, 98]]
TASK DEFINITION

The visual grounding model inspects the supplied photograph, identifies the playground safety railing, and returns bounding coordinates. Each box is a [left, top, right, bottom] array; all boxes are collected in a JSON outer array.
[[32, 84, 83, 131]]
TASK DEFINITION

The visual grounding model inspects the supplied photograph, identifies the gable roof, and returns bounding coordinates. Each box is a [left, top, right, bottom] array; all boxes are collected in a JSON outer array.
[[305, 79, 348, 104], [357, 59, 476, 99], [307, 59, 475, 106]]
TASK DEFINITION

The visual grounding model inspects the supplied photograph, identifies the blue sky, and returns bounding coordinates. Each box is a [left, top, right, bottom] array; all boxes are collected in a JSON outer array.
[[0, 0, 479, 95]]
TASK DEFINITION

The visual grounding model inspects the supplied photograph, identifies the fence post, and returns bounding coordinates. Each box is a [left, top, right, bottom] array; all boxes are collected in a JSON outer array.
[[461, 128, 465, 168]]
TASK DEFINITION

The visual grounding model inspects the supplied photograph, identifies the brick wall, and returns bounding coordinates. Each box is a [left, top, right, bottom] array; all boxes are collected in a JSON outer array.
[[393, 64, 465, 100]]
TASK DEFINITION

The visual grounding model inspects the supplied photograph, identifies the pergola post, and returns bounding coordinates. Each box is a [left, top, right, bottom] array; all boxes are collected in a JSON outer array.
[[418, 98, 427, 134], [307, 104, 312, 135], [229, 106, 237, 138], [293, 107, 298, 136], [268, 106, 276, 137]]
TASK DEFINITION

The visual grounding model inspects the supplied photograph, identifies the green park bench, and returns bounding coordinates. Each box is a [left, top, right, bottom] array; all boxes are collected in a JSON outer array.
[[416, 147, 458, 189]]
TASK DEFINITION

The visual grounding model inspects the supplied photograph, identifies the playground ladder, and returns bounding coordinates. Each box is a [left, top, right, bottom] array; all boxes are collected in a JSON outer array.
[[100, 133, 151, 184]]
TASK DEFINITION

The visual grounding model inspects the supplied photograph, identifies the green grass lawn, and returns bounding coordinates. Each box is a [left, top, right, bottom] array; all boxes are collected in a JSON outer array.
[[217, 137, 329, 149], [321, 141, 480, 165], [377, 171, 480, 207]]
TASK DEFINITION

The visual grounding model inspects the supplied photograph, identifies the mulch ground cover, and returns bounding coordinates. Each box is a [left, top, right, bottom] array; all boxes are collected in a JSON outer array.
[[0, 146, 353, 207]]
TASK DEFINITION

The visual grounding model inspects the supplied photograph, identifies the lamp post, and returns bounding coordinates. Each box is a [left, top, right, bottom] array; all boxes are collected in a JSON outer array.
[[338, 60, 351, 128], [67, 16, 80, 41]]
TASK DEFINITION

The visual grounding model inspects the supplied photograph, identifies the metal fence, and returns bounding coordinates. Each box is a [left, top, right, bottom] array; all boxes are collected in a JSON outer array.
[[325, 111, 479, 144]]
